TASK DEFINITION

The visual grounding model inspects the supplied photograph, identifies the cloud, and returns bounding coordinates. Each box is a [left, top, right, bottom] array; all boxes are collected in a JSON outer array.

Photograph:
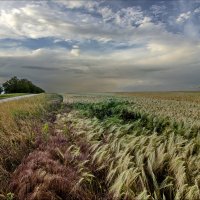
[[150, 5, 167, 17], [59, 1, 99, 11], [0, 2, 157, 44], [59, 1, 86, 9], [176, 11, 191, 23], [0, 1, 199, 92], [70, 45, 80, 57], [194, 7, 200, 13], [97, 6, 114, 22], [0, 36, 199, 92], [147, 42, 170, 53], [21, 66, 59, 71]]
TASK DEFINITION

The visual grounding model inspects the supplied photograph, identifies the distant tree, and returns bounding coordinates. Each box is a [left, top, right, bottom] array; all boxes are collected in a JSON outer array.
[[0, 86, 2, 94], [2, 76, 45, 94]]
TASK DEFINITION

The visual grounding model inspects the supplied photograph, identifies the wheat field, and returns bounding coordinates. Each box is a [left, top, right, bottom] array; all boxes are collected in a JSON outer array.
[[1, 93, 199, 200]]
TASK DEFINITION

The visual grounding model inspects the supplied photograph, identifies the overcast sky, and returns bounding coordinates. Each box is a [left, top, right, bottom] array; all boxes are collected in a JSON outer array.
[[0, 0, 200, 92]]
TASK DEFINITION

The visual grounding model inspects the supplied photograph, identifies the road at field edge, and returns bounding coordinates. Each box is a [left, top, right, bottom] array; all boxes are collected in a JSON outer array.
[[0, 94, 38, 103]]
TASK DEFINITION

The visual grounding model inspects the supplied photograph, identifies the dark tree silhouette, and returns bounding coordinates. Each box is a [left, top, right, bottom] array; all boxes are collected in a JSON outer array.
[[2, 76, 45, 94], [0, 86, 2, 94]]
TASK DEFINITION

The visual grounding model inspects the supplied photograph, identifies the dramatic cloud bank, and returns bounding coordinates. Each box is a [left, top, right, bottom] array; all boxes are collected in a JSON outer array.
[[0, 0, 200, 92]]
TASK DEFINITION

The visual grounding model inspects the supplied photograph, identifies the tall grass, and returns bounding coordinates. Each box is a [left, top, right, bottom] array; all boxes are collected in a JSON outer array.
[[67, 109, 200, 199], [0, 94, 62, 194], [10, 112, 111, 200], [62, 95, 200, 200], [6, 94, 200, 200]]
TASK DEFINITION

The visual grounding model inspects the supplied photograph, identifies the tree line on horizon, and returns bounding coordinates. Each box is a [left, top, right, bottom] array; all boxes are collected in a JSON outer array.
[[0, 76, 45, 94]]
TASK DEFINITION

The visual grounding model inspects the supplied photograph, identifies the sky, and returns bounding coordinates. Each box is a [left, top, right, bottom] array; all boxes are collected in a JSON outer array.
[[0, 0, 200, 92]]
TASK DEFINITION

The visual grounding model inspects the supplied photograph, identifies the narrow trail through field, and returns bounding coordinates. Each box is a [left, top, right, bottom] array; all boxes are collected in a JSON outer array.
[[0, 94, 38, 103]]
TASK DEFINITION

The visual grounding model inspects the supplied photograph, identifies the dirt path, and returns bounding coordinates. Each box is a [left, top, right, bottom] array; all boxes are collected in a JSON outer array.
[[0, 94, 38, 103]]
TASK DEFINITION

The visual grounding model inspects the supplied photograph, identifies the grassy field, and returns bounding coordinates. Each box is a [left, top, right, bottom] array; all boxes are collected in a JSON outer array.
[[116, 91, 200, 103], [0, 92, 200, 200], [0, 93, 28, 100], [0, 93, 63, 197], [62, 94, 200, 199], [116, 92, 200, 127]]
